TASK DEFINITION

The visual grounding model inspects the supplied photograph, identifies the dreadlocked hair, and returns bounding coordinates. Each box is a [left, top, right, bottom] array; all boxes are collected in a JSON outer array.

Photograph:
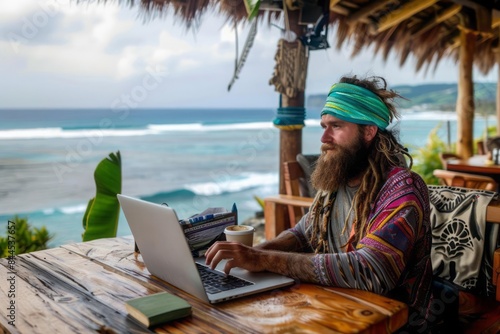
[[308, 191, 336, 254], [350, 129, 412, 246], [342, 75, 410, 246]]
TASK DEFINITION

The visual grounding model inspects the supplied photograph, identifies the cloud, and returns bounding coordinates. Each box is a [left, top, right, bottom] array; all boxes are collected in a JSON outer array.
[[0, 0, 496, 109], [1, 3, 122, 76]]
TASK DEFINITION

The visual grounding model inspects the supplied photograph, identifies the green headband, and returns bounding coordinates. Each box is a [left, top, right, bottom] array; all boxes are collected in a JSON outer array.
[[321, 82, 391, 130]]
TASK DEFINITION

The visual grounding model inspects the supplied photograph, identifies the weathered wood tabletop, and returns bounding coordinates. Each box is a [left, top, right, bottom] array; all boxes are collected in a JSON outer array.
[[0, 236, 408, 333]]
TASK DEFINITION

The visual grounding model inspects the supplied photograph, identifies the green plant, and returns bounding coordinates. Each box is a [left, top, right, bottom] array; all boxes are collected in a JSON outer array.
[[82, 151, 122, 241], [253, 195, 265, 211], [0, 216, 53, 257], [411, 125, 448, 185]]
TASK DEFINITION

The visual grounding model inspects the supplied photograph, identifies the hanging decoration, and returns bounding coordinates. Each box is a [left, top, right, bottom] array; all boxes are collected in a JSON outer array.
[[269, 38, 308, 99], [227, 19, 258, 91]]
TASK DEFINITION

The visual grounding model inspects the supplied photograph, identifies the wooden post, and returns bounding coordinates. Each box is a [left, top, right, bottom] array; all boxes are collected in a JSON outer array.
[[456, 27, 476, 159], [278, 8, 306, 195], [279, 97, 304, 194]]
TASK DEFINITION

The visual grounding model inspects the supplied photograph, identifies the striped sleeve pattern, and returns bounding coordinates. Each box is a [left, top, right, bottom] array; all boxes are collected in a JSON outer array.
[[312, 204, 422, 294]]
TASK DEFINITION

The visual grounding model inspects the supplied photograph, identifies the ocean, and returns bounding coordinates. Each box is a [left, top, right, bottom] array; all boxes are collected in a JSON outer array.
[[0, 108, 492, 247]]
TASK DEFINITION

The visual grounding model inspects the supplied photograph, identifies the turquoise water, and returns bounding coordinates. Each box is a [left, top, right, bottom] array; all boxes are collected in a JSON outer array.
[[0, 108, 492, 247]]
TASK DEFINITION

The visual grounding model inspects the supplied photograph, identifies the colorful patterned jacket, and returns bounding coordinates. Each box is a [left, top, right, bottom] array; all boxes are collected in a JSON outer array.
[[289, 167, 433, 330]]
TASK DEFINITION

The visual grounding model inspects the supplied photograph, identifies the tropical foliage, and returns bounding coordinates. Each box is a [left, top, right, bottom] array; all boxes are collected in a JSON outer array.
[[412, 123, 497, 185], [253, 195, 265, 210], [0, 216, 53, 258], [411, 126, 448, 185], [82, 151, 122, 241]]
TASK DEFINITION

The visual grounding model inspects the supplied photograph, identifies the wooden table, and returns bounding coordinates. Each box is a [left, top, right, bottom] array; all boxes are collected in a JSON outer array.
[[0, 236, 408, 333], [445, 155, 500, 185]]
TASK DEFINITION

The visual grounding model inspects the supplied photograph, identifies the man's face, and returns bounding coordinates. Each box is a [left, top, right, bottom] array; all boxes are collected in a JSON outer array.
[[311, 114, 372, 191], [318, 114, 363, 159]]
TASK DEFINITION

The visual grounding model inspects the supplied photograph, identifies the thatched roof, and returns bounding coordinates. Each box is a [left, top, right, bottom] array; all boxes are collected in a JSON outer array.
[[100, 0, 499, 75], [329, 0, 500, 75]]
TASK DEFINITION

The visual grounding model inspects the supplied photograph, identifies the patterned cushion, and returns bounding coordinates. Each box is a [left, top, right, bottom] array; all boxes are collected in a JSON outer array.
[[428, 185, 498, 297]]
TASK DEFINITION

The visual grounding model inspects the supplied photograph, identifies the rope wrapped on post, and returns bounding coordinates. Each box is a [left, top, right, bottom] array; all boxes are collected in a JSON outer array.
[[273, 106, 306, 130]]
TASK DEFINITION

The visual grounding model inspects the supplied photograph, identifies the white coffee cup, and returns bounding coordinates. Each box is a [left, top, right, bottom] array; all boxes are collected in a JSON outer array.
[[224, 225, 255, 246]]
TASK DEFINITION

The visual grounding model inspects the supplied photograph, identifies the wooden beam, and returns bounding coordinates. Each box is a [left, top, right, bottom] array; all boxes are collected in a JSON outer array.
[[375, 0, 439, 33], [345, 0, 396, 24], [450, 0, 492, 11], [475, 3, 492, 33], [329, 0, 342, 12], [452, 0, 492, 33], [456, 27, 476, 159], [330, 4, 350, 16], [411, 4, 462, 37], [493, 9, 500, 28]]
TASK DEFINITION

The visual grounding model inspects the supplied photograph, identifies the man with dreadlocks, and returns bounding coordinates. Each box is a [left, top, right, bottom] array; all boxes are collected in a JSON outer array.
[[206, 75, 433, 331]]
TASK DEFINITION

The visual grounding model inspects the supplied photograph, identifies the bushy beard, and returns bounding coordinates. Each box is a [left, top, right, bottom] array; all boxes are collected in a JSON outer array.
[[311, 133, 370, 192]]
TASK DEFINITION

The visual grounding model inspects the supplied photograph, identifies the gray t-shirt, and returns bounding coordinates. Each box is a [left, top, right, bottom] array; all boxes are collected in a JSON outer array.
[[328, 185, 359, 252], [295, 184, 359, 253]]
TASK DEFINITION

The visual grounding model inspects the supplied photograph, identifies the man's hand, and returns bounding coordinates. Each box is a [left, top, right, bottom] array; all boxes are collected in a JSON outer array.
[[205, 235, 318, 284], [205, 241, 265, 275]]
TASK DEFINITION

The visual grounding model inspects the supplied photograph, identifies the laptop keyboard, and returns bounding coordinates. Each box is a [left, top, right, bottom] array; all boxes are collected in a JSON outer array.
[[195, 263, 253, 294]]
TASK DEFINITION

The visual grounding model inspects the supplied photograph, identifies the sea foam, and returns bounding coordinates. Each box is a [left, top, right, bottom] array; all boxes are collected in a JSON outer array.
[[0, 122, 277, 140], [184, 172, 278, 196]]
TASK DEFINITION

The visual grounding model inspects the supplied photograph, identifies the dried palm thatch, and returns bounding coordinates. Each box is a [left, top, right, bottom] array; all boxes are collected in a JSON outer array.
[[93, 0, 500, 75], [330, 0, 499, 75]]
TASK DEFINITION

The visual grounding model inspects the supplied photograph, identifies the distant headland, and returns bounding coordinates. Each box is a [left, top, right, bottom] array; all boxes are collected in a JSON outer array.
[[307, 82, 497, 113]]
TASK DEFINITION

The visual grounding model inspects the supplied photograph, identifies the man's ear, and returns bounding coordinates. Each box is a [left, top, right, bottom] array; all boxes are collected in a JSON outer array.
[[364, 125, 378, 142]]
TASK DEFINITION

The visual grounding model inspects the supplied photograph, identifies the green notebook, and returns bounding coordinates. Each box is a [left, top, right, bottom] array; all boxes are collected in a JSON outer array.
[[125, 292, 192, 328]]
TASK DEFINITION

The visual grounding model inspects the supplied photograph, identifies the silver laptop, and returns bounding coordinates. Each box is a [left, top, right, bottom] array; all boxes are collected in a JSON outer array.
[[117, 194, 295, 303]]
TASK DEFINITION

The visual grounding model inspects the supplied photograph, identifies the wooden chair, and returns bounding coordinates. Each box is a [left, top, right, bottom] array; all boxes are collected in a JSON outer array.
[[439, 152, 461, 169], [433, 169, 498, 191], [477, 140, 486, 155], [283, 160, 313, 227]]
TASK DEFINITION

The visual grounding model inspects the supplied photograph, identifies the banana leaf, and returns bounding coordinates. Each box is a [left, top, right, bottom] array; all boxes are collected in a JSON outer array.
[[243, 0, 260, 19], [82, 151, 122, 241]]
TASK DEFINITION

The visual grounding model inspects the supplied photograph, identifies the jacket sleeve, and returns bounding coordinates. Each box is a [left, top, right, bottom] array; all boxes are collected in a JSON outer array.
[[311, 202, 423, 293]]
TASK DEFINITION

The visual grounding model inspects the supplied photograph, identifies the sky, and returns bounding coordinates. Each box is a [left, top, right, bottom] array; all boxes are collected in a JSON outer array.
[[0, 0, 497, 109]]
